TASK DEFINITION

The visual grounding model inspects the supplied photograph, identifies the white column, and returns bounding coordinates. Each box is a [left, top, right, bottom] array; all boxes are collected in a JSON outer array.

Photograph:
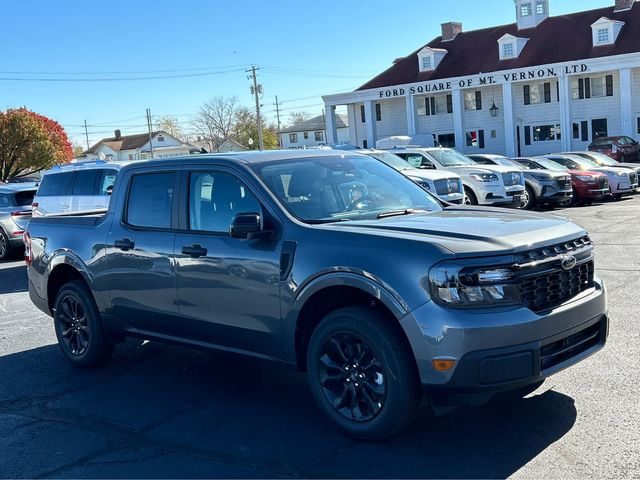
[[364, 100, 378, 149], [451, 88, 464, 151], [558, 74, 573, 152], [502, 83, 517, 157], [406, 95, 417, 136], [324, 104, 338, 145], [620, 68, 634, 137]]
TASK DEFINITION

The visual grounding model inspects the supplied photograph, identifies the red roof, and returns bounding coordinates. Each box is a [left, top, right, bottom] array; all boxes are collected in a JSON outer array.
[[357, 4, 640, 91]]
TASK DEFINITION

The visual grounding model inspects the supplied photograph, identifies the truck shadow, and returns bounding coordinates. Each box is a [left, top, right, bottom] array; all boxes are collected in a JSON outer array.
[[0, 340, 577, 479]]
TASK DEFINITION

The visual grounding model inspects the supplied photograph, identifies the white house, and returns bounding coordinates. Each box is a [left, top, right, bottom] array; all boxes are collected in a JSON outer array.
[[323, 0, 640, 157], [78, 130, 193, 162], [278, 114, 349, 149]]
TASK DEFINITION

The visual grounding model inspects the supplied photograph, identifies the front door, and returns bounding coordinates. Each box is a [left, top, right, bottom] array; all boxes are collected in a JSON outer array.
[[173, 169, 283, 357], [106, 169, 181, 335]]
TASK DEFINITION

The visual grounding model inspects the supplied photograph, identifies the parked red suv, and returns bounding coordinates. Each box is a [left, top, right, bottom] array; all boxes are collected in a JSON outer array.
[[588, 136, 640, 163]]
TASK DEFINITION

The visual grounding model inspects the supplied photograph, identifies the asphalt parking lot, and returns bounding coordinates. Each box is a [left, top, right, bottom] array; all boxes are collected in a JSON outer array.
[[1, 198, 639, 479]]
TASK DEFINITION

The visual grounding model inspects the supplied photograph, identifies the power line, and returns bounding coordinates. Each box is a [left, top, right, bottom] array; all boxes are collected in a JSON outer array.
[[0, 68, 248, 82]]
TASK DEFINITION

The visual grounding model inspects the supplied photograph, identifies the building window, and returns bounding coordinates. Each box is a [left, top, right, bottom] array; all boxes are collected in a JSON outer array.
[[420, 95, 453, 116], [375, 103, 382, 121], [422, 56, 432, 70], [314, 131, 324, 142], [572, 76, 614, 100], [592, 118, 608, 139], [157, 135, 164, 142], [464, 91, 482, 111], [597, 28, 610, 44], [536, 1, 546, 14], [533, 124, 561, 142], [502, 43, 514, 58], [520, 3, 532, 16], [303, 132, 309, 139], [524, 82, 552, 105], [466, 130, 486, 149], [289, 133, 298, 143], [437, 133, 456, 148], [637, 117, 640, 134], [360, 105, 365, 123]]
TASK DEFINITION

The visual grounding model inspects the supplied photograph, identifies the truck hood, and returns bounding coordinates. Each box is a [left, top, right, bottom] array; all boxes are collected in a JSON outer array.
[[401, 168, 461, 181], [443, 164, 520, 176], [330, 207, 585, 256], [523, 169, 569, 180]]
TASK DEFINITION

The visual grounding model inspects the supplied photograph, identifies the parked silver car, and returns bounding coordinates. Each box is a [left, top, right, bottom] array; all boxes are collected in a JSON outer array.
[[0, 183, 36, 260]]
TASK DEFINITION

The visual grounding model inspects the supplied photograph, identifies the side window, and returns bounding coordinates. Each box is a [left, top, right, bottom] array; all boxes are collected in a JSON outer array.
[[402, 154, 426, 169], [126, 172, 175, 229], [100, 169, 118, 195], [37, 172, 74, 196], [72, 170, 102, 195], [189, 172, 261, 233]]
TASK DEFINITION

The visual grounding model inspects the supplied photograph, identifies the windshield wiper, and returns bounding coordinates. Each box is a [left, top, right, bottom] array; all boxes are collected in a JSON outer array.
[[376, 209, 417, 219], [305, 218, 351, 224]]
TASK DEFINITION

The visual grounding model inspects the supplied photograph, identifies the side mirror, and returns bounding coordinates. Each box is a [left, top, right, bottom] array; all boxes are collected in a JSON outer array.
[[230, 212, 263, 239]]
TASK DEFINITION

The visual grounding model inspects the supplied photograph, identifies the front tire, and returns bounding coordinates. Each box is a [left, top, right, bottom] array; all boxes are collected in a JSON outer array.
[[53, 280, 113, 367], [0, 230, 11, 261], [464, 187, 478, 206], [307, 306, 422, 440], [521, 185, 535, 210]]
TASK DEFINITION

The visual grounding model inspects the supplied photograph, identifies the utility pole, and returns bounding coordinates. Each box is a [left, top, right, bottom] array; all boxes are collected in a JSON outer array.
[[83, 120, 90, 150], [247, 66, 264, 150], [146, 108, 155, 159], [274, 96, 283, 148]]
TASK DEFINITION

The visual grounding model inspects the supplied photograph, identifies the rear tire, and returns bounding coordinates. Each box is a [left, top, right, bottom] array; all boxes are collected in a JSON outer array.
[[0, 230, 11, 261], [521, 185, 535, 210], [307, 306, 422, 440], [53, 280, 113, 367]]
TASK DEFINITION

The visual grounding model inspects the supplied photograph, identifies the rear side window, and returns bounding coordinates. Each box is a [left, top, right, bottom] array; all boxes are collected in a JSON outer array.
[[14, 191, 36, 206], [0, 194, 13, 207], [100, 169, 118, 195], [72, 170, 102, 195], [37, 172, 74, 196], [126, 172, 175, 229]]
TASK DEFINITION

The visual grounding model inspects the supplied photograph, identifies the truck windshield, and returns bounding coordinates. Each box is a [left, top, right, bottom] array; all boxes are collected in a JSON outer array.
[[427, 149, 476, 167], [252, 155, 442, 223], [366, 152, 414, 171], [533, 158, 567, 171]]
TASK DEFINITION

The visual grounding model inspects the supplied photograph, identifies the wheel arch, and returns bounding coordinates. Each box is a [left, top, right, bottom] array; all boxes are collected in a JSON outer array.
[[46, 254, 93, 313], [286, 272, 412, 371]]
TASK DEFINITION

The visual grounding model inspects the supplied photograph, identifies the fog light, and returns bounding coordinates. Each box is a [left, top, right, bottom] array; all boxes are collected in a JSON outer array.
[[432, 358, 456, 371]]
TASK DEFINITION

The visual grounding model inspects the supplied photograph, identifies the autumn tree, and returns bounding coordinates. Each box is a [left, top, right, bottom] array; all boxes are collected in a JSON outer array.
[[0, 108, 73, 182], [192, 96, 241, 151], [233, 107, 278, 150], [155, 115, 185, 142], [287, 111, 312, 127]]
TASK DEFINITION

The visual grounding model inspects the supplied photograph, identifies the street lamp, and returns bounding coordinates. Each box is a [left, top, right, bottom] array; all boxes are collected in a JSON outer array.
[[490, 102, 499, 118]]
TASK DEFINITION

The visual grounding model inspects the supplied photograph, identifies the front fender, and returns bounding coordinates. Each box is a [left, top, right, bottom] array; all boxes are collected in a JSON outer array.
[[282, 270, 411, 362]]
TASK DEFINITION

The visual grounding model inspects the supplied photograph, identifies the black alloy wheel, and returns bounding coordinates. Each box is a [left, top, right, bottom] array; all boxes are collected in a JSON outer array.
[[318, 333, 386, 422], [56, 294, 90, 356], [464, 188, 478, 205], [520, 185, 535, 210]]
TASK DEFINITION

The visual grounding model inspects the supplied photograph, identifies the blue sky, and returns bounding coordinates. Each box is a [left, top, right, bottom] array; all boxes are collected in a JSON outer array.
[[0, 0, 613, 147]]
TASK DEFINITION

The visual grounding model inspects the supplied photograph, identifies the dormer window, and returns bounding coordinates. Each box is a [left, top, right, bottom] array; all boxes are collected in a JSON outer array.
[[515, 0, 548, 29], [591, 17, 625, 46], [417, 47, 447, 72], [520, 3, 532, 16], [597, 28, 610, 44], [536, 1, 546, 14], [498, 34, 528, 60]]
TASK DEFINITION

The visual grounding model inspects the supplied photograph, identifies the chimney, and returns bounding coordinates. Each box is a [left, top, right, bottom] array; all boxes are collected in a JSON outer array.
[[614, 0, 635, 11], [114, 129, 122, 140], [441, 22, 463, 42]]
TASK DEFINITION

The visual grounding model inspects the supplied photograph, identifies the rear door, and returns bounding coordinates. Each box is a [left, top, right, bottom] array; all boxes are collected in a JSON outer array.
[[105, 167, 181, 335], [173, 167, 283, 357]]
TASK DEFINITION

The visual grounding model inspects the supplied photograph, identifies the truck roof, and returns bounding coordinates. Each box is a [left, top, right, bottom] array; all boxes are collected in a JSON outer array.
[[0, 182, 39, 193], [120, 149, 362, 172]]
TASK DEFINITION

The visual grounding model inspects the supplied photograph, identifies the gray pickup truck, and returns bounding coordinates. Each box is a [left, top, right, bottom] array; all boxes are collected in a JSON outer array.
[[25, 151, 608, 439]]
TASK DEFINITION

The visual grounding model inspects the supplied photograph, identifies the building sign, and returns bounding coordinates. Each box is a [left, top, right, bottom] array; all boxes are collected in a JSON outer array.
[[378, 63, 589, 98]]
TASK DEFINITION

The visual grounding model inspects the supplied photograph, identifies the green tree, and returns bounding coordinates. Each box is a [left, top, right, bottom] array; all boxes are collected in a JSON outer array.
[[233, 107, 278, 150], [0, 108, 72, 182]]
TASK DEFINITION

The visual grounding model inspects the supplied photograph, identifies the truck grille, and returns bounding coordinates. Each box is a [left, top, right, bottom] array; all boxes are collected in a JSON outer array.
[[598, 176, 608, 188], [502, 171, 523, 187], [434, 178, 461, 195], [519, 261, 594, 312], [630, 172, 638, 185], [515, 236, 595, 312], [540, 320, 604, 371]]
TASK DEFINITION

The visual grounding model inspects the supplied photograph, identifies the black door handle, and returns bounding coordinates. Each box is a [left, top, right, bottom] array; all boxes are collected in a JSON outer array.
[[182, 244, 208, 258], [114, 238, 135, 251]]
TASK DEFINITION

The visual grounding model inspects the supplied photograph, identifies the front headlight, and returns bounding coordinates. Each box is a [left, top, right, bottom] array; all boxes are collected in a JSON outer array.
[[470, 173, 499, 183], [576, 175, 595, 181], [428, 263, 521, 308]]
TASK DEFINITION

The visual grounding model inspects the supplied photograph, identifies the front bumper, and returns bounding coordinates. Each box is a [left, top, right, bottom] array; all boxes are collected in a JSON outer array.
[[437, 192, 465, 204], [400, 277, 607, 406], [478, 185, 525, 206]]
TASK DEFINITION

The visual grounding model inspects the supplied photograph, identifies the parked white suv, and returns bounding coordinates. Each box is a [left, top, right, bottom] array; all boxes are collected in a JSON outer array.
[[389, 148, 526, 206], [357, 150, 465, 204], [33, 161, 124, 217]]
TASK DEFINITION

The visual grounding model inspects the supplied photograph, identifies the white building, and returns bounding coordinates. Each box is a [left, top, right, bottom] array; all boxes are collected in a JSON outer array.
[[78, 130, 192, 162], [323, 0, 640, 157], [278, 114, 349, 148]]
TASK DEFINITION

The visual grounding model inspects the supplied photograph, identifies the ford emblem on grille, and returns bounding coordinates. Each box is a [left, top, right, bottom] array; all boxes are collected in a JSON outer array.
[[561, 255, 577, 271]]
